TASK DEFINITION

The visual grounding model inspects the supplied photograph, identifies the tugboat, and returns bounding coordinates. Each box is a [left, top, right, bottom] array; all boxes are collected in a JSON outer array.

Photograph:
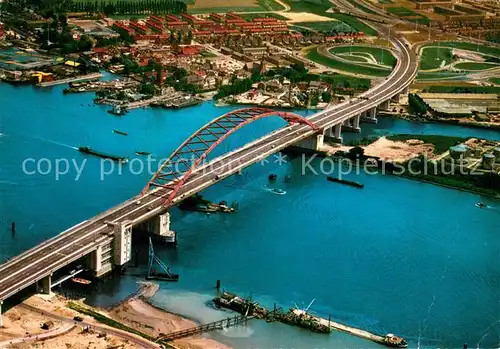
[[78, 146, 128, 163], [268, 173, 277, 181], [475, 202, 487, 208]]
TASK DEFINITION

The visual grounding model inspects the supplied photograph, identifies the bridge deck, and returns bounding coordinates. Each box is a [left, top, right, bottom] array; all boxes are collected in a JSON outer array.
[[0, 32, 418, 302]]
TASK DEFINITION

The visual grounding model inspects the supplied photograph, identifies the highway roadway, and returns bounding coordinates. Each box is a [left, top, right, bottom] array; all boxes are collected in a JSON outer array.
[[0, 32, 418, 303]]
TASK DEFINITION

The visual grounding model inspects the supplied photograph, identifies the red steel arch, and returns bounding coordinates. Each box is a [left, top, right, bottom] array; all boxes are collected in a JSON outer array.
[[141, 107, 319, 207]]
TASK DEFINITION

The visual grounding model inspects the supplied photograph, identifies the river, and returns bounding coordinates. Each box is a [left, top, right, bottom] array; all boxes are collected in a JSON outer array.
[[0, 82, 499, 349]]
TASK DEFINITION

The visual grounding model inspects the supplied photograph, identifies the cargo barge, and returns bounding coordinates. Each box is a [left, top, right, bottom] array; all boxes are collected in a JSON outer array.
[[78, 146, 128, 163], [327, 176, 364, 188]]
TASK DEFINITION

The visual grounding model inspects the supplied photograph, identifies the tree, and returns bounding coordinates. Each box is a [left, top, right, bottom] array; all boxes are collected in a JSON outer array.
[[321, 91, 332, 103]]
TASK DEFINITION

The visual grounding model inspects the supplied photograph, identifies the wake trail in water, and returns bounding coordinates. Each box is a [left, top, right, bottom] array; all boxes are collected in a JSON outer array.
[[476, 319, 500, 348], [12, 132, 78, 150], [31, 136, 78, 150]]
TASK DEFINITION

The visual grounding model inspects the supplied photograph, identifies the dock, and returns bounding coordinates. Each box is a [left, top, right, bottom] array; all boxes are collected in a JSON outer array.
[[122, 92, 184, 110], [37, 72, 102, 87], [158, 315, 251, 341], [63, 79, 139, 93]]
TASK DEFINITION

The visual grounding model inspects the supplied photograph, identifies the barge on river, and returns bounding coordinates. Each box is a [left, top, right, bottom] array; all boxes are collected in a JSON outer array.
[[327, 176, 364, 188], [78, 146, 128, 163]]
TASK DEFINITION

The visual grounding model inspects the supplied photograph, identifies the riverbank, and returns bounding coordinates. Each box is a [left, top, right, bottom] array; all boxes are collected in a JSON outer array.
[[0, 283, 231, 349], [382, 112, 500, 131]]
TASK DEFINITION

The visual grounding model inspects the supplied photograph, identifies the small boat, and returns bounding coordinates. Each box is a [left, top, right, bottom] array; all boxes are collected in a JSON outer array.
[[270, 188, 286, 195], [135, 151, 151, 156], [268, 173, 277, 181], [113, 129, 128, 136], [476, 202, 487, 208], [71, 278, 91, 285], [78, 146, 128, 163], [108, 106, 127, 116], [327, 176, 364, 188]]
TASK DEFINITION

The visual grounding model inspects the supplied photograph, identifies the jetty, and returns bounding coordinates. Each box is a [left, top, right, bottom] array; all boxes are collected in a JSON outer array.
[[122, 92, 184, 111], [63, 79, 139, 93], [37, 72, 102, 87], [158, 315, 251, 342], [212, 289, 407, 348]]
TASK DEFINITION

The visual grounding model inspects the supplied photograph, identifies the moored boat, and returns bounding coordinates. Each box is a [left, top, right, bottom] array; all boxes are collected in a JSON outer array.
[[135, 151, 151, 156]]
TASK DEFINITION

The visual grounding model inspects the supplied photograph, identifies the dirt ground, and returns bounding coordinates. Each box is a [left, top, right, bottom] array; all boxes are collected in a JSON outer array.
[[0, 282, 231, 349], [284, 12, 337, 23], [109, 298, 232, 349], [363, 137, 434, 162], [322, 136, 435, 162]]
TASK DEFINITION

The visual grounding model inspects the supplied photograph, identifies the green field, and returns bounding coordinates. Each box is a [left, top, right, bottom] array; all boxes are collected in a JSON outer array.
[[292, 20, 354, 32], [305, 47, 391, 77], [416, 71, 468, 80], [454, 62, 499, 71], [386, 6, 418, 16], [423, 85, 500, 94], [489, 77, 500, 85], [285, 0, 378, 35], [378, 0, 393, 3], [239, 13, 289, 21], [329, 46, 397, 67], [419, 47, 453, 70], [345, 0, 378, 15], [424, 41, 500, 57], [188, 0, 284, 13]]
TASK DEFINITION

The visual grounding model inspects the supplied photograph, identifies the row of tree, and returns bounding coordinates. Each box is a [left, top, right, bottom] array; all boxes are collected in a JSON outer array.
[[408, 93, 429, 116], [72, 0, 186, 15]]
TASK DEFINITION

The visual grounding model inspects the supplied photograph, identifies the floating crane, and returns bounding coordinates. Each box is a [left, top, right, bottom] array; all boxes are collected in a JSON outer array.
[[146, 238, 179, 282]]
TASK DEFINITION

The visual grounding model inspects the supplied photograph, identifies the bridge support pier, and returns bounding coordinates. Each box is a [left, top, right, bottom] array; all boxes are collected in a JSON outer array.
[[0, 301, 3, 327], [324, 124, 342, 143], [109, 220, 133, 266], [379, 100, 390, 111], [139, 212, 177, 245], [293, 133, 325, 150], [391, 93, 401, 103], [38, 274, 52, 295], [402, 86, 409, 95], [361, 108, 378, 124], [342, 115, 361, 132]]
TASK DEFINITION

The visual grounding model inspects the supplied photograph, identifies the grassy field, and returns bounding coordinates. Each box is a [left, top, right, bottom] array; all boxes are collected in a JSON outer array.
[[424, 41, 500, 57], [329, 46, 397, 66], [305, 47, 391, 77], [188, 0, 284, 13], [285, 0, 378, 35], [454, 62, 499, 71], [292, 20, 354, 32], [419, 47, 453, 70], [423, 85, 500, 94], [489, 77, 500, 85], [416, 71, 468, 81], [345, 0, 378, 15], [378, 0, 393, 3], [386, 6, 418, 16], [310, 72, 371, 89], [239, 13, 289, 20], [387, 134, 466, 154]]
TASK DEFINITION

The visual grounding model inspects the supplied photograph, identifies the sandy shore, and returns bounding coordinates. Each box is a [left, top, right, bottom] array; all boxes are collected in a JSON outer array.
[[322, 136, 435, 162], [0, 282, 231, 349]]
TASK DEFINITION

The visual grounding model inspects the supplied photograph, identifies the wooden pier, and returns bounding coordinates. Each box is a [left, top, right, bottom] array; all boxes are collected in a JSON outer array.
[[158, 315, 251, 342]]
